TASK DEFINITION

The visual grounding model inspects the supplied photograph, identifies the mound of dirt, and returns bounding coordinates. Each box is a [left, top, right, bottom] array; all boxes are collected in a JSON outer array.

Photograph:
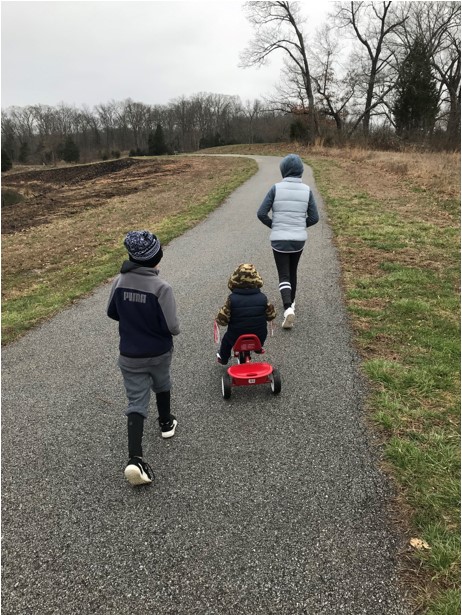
[[2, 157, 139, 186], [1, 157, 192, 234]]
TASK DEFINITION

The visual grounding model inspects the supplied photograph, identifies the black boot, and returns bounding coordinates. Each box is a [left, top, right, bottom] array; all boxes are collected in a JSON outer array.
[[156, 390, 171, 423], [127, 412, 144, 458], [156, 391, 177, 439]]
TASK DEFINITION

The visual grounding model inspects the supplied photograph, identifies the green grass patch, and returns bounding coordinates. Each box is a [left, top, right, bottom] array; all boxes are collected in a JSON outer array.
[[425, 588, 461, 615], [307, 154, 460, 613]]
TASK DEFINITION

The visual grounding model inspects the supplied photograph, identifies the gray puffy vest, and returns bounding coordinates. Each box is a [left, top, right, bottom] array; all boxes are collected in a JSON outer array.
[[270, 177, 311, 242]]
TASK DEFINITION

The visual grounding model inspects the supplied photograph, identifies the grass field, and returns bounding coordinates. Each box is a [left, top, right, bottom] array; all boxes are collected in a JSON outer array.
[[2, 144, 460, 613]]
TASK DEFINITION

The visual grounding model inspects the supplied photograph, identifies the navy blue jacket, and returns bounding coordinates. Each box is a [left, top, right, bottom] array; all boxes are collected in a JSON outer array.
[[227, 288, 269, 336], [107, 261, 180, 357]]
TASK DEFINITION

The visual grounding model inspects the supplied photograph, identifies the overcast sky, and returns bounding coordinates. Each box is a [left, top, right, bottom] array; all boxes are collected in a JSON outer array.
[[1, 1, 332, 110]]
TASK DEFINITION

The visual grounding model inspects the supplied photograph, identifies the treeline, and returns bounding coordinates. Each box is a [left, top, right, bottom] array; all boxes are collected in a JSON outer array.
[[1, 94, 291, 167], [1, 84, 456, 171]]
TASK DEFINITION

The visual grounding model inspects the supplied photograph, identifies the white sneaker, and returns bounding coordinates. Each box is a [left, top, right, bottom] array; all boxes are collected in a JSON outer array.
[[124, 458, 154, 486], [291, 302, 296, 311], [160, 416, 177, 439], [282, 307, 295, 329]]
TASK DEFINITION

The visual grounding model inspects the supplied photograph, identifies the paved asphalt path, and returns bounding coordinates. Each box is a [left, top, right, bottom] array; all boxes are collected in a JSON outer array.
[[2, 156, 410, 614]]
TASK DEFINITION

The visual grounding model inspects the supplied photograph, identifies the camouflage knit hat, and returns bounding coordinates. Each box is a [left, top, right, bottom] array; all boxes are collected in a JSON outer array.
[[228, 263, 263, 290]]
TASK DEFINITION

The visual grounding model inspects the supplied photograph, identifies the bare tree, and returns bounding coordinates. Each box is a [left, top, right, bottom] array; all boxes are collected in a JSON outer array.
[[31, 104, 57, 139], [145, 105, 166, 141], [1, 111, 19, 159], [123, 99, 150, 150], [9, 106, 36, 143], [77, 106, 102, 158], [190, 93, 216, 148], [94, 101, 119, 151], [242, 99, 263, 143], [334, 1, 408, 135], [211, 93, 241, 143], [30, 104, 64, 163], [54, 103, 78, 137], [309, 24, 360, 132], [240, 1, 319, 141], [170, 96, 196, 151]]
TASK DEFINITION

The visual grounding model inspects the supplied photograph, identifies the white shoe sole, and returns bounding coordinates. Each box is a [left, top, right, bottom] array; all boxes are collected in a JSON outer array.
[[282, 313, 295, 329], [161, 419, 178, 439], [124, 465, 152, 486]]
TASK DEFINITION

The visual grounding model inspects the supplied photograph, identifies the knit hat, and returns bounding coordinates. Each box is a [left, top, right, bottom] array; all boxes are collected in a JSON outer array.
[[228, 263, 263, 290], [124, 230, 162, 263], [280, 154, 304, 178]]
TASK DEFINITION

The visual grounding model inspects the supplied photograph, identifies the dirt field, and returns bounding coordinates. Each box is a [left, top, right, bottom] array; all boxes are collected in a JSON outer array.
[[1, 157, 195, 234]]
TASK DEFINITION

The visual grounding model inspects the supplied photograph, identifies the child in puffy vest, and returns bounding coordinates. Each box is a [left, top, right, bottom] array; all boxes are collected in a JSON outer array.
[[215, 263, 276, 365], [257, 153, 319, 329]]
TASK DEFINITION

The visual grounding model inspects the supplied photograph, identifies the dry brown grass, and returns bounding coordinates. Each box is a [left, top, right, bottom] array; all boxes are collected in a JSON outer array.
[[328, 147, 459, 203], [206, 142, 460, 201]]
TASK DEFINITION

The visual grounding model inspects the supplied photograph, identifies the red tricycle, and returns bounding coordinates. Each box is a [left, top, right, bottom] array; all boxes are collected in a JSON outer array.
[[221, 334, 281, 399]]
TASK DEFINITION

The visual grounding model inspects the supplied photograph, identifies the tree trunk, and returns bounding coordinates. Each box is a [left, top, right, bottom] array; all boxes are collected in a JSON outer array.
[[447, 87, 461, 147]]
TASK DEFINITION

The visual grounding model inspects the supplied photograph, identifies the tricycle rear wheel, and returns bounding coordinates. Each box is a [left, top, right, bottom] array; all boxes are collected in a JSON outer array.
[[270, 368, 281, 395], [222, 372, 232, 399]]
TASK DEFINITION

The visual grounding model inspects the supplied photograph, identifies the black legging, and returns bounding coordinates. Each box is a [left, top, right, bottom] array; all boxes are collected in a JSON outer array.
[[272, 249, 303, 309]]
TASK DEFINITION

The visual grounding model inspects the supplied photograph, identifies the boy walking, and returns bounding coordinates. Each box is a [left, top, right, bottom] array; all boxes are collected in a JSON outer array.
[[215, 263, 276, 365], [107, 230, 180, 486]]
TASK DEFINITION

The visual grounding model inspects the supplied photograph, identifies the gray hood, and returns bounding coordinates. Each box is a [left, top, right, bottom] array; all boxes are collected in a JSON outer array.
[[279, 154, 304, 178], [120, 260, 159, 275]]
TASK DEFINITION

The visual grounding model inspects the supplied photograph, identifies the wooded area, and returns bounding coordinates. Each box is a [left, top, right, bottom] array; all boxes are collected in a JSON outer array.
[[1, 1, 460, 168]]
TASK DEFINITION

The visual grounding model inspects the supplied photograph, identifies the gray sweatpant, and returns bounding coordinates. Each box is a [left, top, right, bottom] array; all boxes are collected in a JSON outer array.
[[118, 350, 173, 418]]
